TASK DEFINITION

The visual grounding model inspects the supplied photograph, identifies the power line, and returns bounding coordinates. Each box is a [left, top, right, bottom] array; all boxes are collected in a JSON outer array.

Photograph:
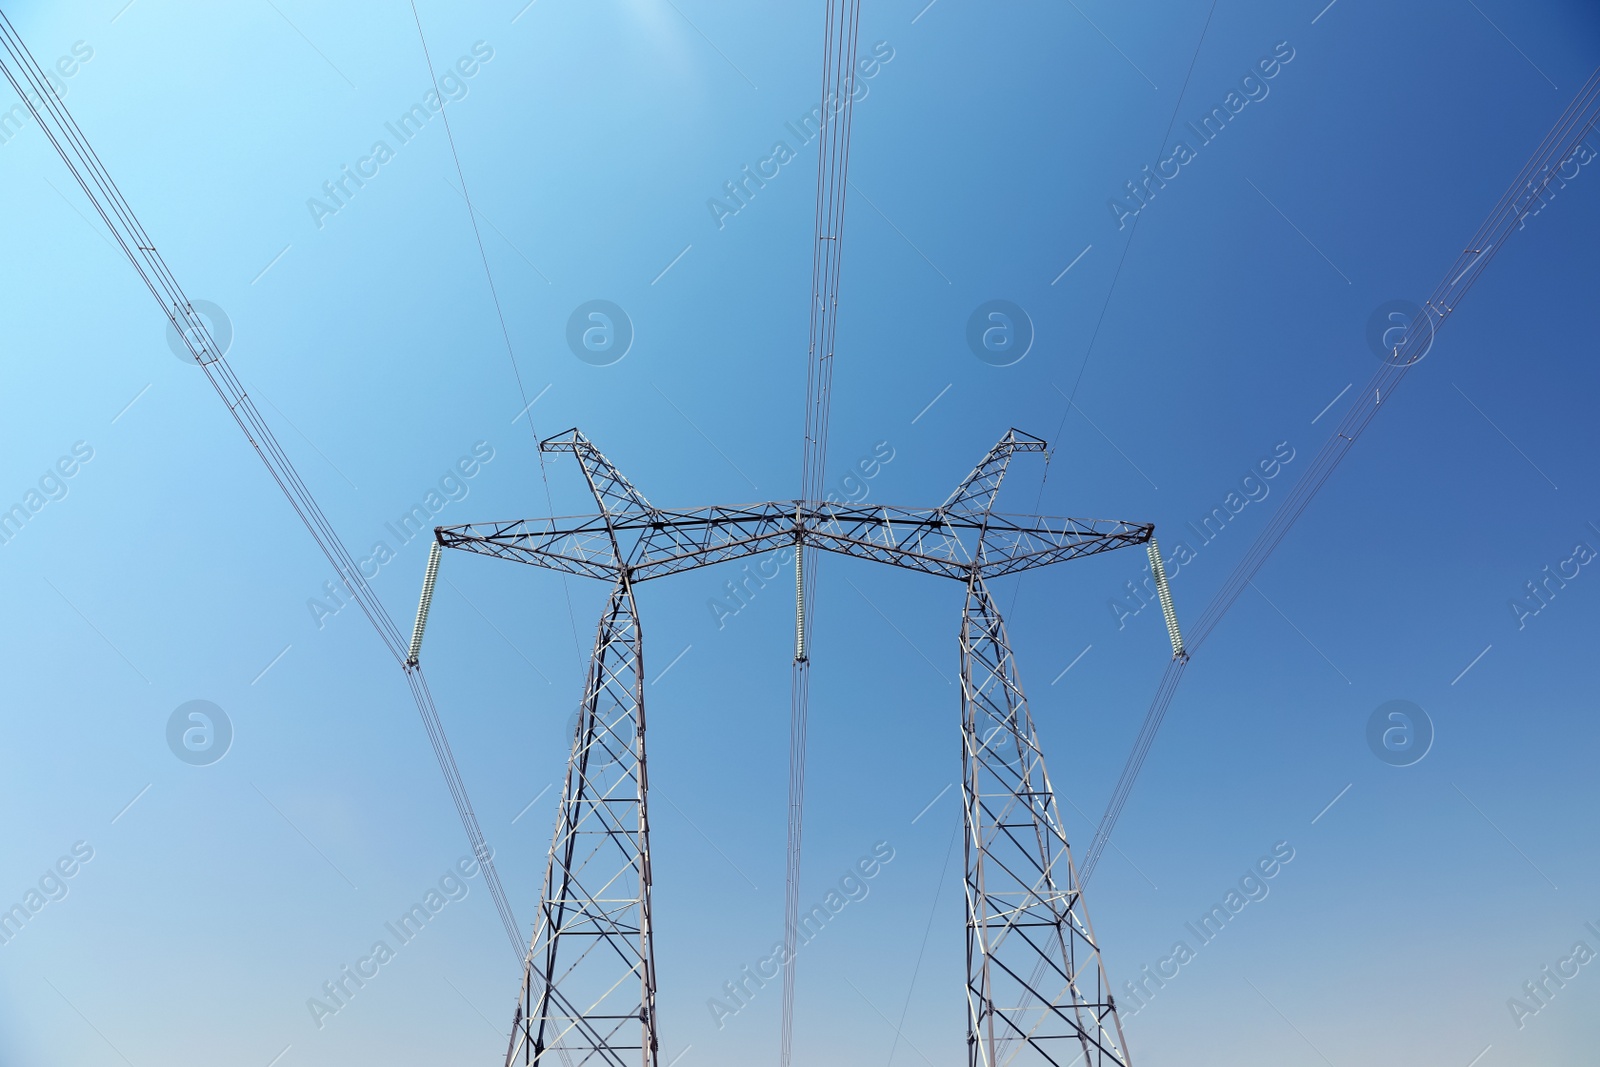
[[1051, 0, 1221, 436], [1014, 0, 1220, 625], [406, 0, 586, 669], [1080, 66, 1600, 883], [784, 1, 864, 1062], [0, 7, 527, 961]]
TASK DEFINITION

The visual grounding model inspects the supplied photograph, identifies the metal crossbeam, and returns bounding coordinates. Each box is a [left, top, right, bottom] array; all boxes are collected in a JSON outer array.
[[442, 428, 1155, 1066], [438, 506, 1150, 583]]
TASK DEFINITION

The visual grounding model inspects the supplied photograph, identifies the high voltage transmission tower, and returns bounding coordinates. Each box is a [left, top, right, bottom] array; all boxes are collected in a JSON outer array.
[[6, 0, 1595, 1060], [0, 4, 1175, 1061], [415, 427, 1183, 1066]]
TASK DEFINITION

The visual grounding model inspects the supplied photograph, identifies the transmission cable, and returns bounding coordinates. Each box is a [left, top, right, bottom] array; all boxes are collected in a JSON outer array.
[[1080, 67, 1600, 883], [1009, 1, 1219, 633], [406, 0, 586, 669], [783, 1, 863, 1063], [0, 9, 528, 962], [1051, 0, 1221, 439]]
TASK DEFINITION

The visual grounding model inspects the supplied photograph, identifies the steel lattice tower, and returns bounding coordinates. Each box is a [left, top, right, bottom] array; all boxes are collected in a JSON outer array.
[[429, 427, 1179, 1066], [946, 433, 1133, 1065]]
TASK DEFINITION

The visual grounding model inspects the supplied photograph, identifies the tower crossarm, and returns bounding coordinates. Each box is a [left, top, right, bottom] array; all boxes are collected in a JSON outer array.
[[810, 505, 1151, 579], [437, 506, 1152, 583], [629, 505, 798, 580], [967, 514, 1153, 578], [437, 516, 625, 580], [436, 506, 800, 582]]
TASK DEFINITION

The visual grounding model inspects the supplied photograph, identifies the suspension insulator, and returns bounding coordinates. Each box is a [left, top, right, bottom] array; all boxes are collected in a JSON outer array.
[[407, 540, 442, 666], [1147, 537, 1186, 660], [794, 541, 807, 662]]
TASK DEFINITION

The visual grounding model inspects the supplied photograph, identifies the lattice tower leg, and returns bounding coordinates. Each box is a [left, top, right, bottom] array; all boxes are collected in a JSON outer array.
[[506, 579, 659, 1066], [960, 576, 1131, 1067]]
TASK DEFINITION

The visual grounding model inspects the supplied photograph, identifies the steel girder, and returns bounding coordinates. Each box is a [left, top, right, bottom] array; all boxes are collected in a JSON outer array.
[[437, 505, 1150, 584], [437, 428, 1149, 585]]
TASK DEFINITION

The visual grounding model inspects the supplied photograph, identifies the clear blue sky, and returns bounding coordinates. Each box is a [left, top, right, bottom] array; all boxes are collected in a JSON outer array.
[[1, 1, 1597, 1064]]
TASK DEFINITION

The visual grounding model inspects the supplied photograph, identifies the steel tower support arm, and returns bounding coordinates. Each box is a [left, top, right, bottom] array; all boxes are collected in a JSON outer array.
[[961, 576, 1130, 1067], [941, 429, 1048, 523], [542, 429, 777, 571], [959, 516, 1151, 578], [542, 428, 659, 522], [438, 515, 624, 580], [438, 508, 1150, 582], [440, 429, 1149, 583], [809, 509, 1151, 579], [437, 506, 797, 581], [507, 579, 658, 1067]]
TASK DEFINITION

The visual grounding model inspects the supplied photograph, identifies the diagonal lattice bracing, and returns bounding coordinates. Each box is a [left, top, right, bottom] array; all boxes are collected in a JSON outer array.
[[961, 577, 1129, 1067], [505, 579, 658, 1066], [542, 428, 659, 524], [436, 424, 1145, 586], [941, 429, 1047, 525], [438, 506, 1150, 584]]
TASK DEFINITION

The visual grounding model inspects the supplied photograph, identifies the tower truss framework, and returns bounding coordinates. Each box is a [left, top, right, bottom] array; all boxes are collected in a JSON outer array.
[[442, 428, 1169, 1067]]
